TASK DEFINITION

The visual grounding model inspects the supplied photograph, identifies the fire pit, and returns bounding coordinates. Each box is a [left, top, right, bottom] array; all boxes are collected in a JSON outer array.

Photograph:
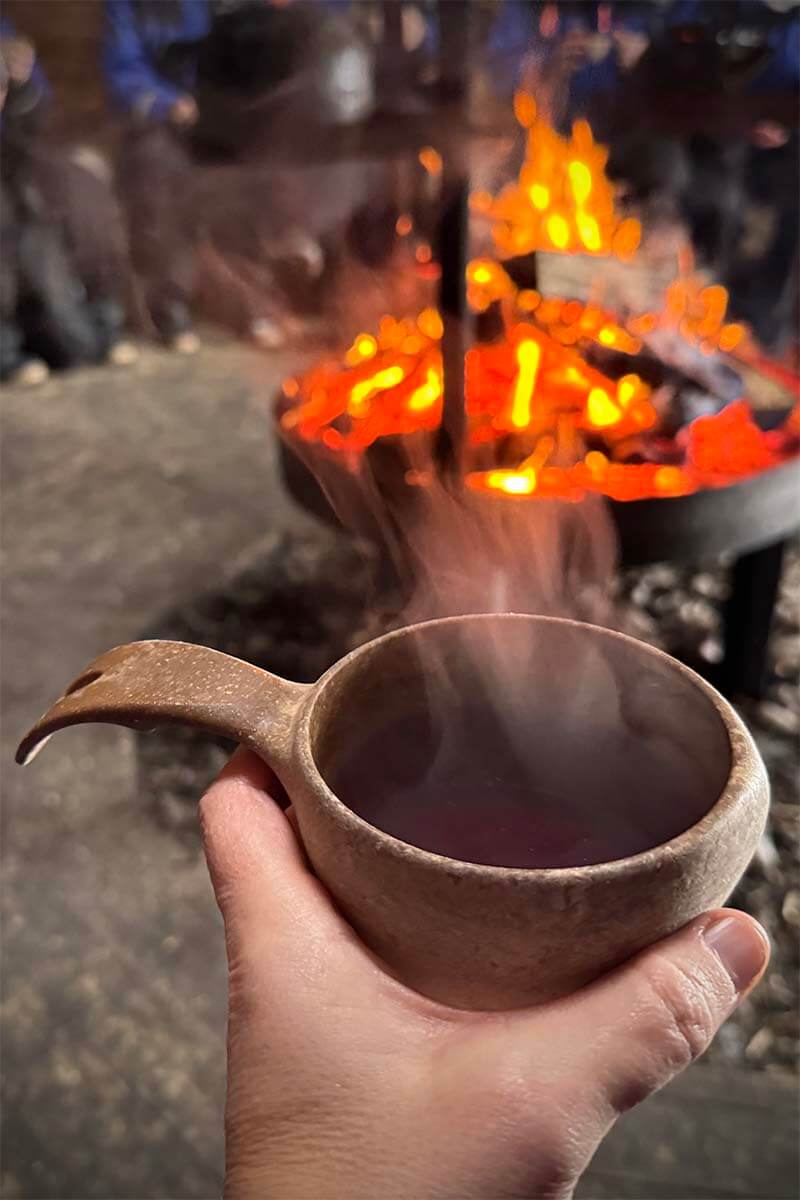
[[275, 95, 800, 696]]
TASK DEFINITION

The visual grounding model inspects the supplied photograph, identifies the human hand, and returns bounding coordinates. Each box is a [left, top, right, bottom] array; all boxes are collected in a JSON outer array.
[[613, 30, 649, 73], [751, 120, 790, 150], [0, 37, 35, 85], [201, 749, 769, 1200], [169, 94, 198, 127]]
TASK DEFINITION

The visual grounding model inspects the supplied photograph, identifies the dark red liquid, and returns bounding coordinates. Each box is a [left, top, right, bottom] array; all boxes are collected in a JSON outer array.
[[326, 700, 717, 869]]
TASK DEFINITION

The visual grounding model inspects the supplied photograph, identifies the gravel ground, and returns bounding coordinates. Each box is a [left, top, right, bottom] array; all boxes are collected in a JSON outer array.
[[616, 545, 800, 1076], [137, 525, 799, 1076]]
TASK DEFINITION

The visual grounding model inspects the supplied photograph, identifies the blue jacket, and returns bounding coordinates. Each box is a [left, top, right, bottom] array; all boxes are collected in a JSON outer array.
[[486, 1, 799, 107], [103, 0, 211, 120], [103, 0, 360, 120], [486, 0, 654, 100]]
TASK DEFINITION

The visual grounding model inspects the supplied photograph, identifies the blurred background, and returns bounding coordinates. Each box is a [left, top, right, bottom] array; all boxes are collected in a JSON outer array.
[[2, 2, 799, 1197]]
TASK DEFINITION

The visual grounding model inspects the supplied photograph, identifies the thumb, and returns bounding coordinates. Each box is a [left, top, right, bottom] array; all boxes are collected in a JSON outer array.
[[551, 909, 769, 1119]]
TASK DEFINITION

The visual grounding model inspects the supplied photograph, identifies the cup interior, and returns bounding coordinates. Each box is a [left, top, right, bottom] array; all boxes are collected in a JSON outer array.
[[310, 616, 732, 869]]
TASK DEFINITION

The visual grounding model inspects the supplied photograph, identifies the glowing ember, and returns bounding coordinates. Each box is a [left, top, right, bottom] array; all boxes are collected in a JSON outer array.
[[280, 291, 796, 501], [685, 400, 782, 478], [418, 146, 443, 176], [279, 105, 798, 504], [634, 266, 753, 358], [586, 387, 620, 428], [510, 341, 541, 429]]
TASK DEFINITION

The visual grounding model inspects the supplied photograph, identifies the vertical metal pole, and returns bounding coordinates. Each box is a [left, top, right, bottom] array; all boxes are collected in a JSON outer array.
[[435, 180, 469, 483], [434, 0, 472, 486]]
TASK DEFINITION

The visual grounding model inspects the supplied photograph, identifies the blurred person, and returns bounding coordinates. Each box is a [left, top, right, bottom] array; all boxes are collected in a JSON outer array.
[[365, 1, 438, 114], [104, 0, 211, 352], [500, 0, 797, 330], [104, 0, 367, 351], [0, 20, 49, 138], [1, 19, 135, 385], [191, 0, 363, 347], [202, 748, 770, 1200], [480, 1, 655, 119], [725, 1, 800, 349], [1, 24, 49, 384], [632, 2, 797, 254], [612, 0, 800, 342], [195, 0, 372, 146]]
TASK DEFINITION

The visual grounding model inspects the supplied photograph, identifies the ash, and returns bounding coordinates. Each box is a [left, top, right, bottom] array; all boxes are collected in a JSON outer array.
[[139, 530, 799, 1075]]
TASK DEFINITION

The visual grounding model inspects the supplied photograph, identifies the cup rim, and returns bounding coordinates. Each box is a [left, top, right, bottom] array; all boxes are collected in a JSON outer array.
[[297, 613, 761, 882]]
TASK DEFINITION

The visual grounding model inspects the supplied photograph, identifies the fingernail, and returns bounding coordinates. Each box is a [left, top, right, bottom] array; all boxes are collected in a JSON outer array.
[[702, 915, 769, 994]]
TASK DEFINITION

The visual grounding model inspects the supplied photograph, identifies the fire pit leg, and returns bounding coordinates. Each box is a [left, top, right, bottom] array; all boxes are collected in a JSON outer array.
[[719, 539, 786, 699]]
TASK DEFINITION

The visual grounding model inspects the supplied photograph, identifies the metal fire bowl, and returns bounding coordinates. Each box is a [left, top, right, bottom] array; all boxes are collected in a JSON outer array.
[[608, 455, 800, 566], [277, 428, 800, 569]]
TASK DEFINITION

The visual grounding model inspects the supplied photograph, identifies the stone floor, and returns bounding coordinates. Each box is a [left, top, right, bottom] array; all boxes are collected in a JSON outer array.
[[2, 344, 798, 1199]]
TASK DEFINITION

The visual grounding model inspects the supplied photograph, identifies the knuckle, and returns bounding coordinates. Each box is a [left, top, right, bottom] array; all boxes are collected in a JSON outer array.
[[641, 955, 718, 1072], [227, 954, 260, 1016], [486, 1065, 583, 1195]]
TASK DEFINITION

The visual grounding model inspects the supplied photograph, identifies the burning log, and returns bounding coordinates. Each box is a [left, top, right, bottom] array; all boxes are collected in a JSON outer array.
[[277, 95, 799, 510]]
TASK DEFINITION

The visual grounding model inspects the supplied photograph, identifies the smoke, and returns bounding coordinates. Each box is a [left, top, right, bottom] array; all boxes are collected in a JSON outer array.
[[308, 398, 729, 870], [324, 603, 730, 870], [281, 353, 634, 865], [163, 5, 659, 863], [281, 329, 619, 629], [394, 478, 617, 624], [258, 30, 745, 868]]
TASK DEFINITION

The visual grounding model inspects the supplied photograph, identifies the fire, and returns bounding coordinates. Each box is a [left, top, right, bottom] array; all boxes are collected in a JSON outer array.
[[344, 333, 378, 365], [635, 270, 752, 357], [466, 259, 514, 312], [408, 365, 443, 413], [281, 302, 650, 459], [348, 365, 406, 414], [685, 400, 781, 478], [510, 341, 541, 429], [487, 470, 537, 496], [418, 146, 443, 176], [418, 307, 443, 340], [482, 96, 641, 261], [280, 286, 796, 500], [586, 387, 620, 428], [279, 102, 798, 504]]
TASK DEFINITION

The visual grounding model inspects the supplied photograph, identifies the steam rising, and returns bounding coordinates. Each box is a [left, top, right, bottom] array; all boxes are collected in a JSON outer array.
[[148, 14, 732, 867], [281, 338, 665, 871], [324, 615, 731, 869], [283, 383, 618, 627]]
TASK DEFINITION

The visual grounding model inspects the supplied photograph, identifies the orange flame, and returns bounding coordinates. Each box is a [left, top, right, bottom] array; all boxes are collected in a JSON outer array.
[[510, 340, 541, 428], [638, 268, 752, 356], [419, 146, 443, 176], [483, 98, 641, 260], [280, 106, 796, 504]]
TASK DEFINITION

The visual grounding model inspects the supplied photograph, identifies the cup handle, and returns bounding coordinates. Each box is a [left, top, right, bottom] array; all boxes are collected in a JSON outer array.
[[16, 640, 310, 770]]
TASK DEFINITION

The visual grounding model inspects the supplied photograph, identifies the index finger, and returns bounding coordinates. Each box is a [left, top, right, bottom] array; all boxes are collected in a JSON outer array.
[[199, 748, 368, 987]]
